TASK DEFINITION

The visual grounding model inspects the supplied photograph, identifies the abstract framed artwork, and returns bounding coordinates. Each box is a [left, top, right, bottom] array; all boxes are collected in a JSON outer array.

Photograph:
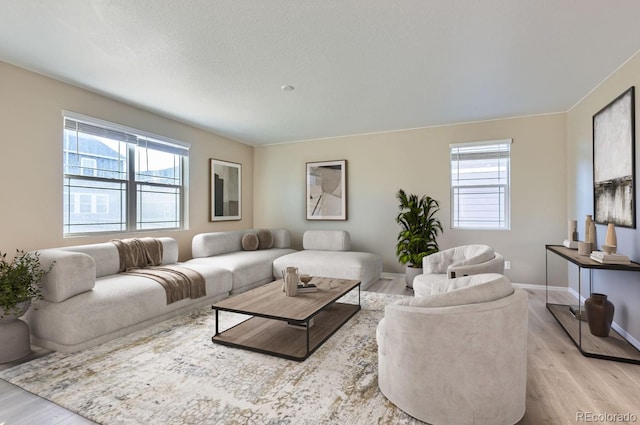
[[593, 86, 636, 228], [210, 158, 241, 221], [306, 160, 347, 220]]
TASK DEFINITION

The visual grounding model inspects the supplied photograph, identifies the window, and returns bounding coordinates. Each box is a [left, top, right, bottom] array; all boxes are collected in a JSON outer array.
[[63, 111, 189, 235], [450, 139, 511, 230]]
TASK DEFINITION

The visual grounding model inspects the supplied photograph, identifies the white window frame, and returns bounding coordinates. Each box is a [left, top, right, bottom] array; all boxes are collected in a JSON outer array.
[[71, 193, 109, 214], [63, 111, 190, 236], [450, 139, 512, 230]]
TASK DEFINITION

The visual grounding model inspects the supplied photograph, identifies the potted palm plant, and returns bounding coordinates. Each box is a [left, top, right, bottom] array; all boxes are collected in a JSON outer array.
[[1, 250, 52, 362], [395, 189, 443, 287]]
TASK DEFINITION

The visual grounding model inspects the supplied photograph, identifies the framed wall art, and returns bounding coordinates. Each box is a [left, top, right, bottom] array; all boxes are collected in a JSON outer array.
[[210, 158, 241, 221], [306, 160, 347, 220], [593, 86, 636, 228]]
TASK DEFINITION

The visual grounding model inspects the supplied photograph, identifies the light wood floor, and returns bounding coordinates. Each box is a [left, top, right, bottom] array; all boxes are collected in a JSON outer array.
[[1, 279, 639, 425]]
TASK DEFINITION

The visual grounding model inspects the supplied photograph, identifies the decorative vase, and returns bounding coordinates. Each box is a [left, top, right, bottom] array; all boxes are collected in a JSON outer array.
[[568, 220, 578, 241], [587, 217, 596, 251], [405, 265, 423, 288], [585, 293, 614, 337], [584, 215, 592, 241], [283, 267, 299, 297], [605, 223, 617, 253]]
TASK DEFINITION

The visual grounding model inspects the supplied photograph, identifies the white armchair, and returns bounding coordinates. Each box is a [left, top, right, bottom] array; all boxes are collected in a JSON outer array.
[[377, 273, 528, 425], [413, 244, 504, 297]]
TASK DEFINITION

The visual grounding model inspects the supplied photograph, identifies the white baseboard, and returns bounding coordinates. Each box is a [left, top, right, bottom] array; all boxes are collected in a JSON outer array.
[[567, 287, 640, 351], [380, 272, 404, 279], [512, 282, 566, 291]]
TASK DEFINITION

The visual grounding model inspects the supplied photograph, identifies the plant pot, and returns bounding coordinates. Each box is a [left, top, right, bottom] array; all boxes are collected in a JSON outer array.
[[405, 265, 423, 288], [0, 300, 32, 363], [585, 293, 614, 337]]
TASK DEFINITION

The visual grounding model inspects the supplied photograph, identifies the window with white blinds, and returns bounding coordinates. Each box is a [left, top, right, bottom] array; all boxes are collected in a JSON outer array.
[[450, 139, 511, 230], [62, 111, 189, 235]]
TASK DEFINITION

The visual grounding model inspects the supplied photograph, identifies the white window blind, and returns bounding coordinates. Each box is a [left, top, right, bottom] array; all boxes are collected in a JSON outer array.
[[450, 139, 511, 230], [62, 111, 189, 235]]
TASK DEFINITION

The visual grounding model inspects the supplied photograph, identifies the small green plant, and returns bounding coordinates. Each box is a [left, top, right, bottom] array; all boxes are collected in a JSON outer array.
[[0, 250, 52, 319], [395, 189, 443, 267]]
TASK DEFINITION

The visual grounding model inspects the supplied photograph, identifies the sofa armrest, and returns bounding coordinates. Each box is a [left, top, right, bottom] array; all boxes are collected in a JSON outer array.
[[37, 250, 96, 303], [422, 251, 449, 274], [447, 252, 504, 278]]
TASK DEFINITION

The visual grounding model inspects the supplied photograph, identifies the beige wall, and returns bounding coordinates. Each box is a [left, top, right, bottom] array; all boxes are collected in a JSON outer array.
[[567, 51, 640, 341], [254, 114, 568, 285], [0, 61, 253, 260]]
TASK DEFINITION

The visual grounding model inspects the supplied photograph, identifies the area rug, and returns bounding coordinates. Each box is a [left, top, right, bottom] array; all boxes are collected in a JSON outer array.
[[0, 291, 424, 425]]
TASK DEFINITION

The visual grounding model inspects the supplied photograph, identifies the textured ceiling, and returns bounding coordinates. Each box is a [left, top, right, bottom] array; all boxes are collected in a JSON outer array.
[[1, 1, 640, 145]]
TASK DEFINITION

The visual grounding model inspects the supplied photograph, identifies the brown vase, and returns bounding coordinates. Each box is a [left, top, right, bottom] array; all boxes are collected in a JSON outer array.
[[585, 293, 614, 337]]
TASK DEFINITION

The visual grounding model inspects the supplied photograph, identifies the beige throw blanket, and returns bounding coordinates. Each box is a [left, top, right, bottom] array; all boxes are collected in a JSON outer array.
[[111, 238, 206, 304]]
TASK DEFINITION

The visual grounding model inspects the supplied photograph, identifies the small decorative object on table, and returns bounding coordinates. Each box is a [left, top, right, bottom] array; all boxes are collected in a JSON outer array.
[[590, 251, 630, 264], [297, 283, 318, 293], [283, 267, 299, 297], [297, 274, 317, 292], [577, 241, 591, 256], [568, 219, 578, 242], [605, 223, 617, 253], [299, 274, 313, 285], [585, 293, 614, 337]]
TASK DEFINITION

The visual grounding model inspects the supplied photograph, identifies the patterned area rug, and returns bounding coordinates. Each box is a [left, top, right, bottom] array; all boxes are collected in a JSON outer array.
[[1, 291, 424, 425]]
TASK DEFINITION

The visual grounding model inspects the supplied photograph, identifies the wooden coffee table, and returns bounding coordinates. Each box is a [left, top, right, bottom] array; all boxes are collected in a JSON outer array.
[[212, 277, 361, 361]]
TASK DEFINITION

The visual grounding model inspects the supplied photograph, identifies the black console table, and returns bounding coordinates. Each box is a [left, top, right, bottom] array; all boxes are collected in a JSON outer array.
[[545, 244, 640, 364]]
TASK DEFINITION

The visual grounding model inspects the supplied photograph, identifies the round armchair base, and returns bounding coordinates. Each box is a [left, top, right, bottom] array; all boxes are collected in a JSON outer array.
[[0, 319, 32, 363]]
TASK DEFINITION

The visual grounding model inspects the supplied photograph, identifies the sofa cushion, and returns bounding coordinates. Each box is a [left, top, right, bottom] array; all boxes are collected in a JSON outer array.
[[27, 264, 232, 349], [398, 273, 513, 308], [187, 248, 296, 293], [38, 250, 96, 303], [256, 229, 274, 250], [241, 233, 259, 251], [303, 230, 351, 251], [192, 229, 291, 258]]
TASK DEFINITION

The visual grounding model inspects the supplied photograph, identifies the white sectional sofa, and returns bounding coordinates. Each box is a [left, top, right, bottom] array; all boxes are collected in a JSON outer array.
[[188, 228, 296, 294], [272, 230, 383, 289], [26, 237, 232, 353], [25, 228, 382, 354]]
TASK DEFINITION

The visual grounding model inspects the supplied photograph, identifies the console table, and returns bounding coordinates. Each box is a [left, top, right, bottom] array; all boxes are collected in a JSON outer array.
[[545, 245, 640, 364]]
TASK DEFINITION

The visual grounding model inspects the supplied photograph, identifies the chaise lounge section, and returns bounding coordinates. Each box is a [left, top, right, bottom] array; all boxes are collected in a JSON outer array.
[[272, 230, 383, 289], [26, 237, 232, 353]]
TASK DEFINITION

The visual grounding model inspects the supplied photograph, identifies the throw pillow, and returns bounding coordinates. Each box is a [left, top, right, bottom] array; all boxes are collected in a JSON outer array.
[[241, 233, 259, 251], [256, 229, 274, 250]]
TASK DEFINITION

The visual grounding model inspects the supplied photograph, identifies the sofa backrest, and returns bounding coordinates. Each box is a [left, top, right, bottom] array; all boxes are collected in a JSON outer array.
[[395, 273, 513, 308], [191, 229, 291, 258], [57, 237, 179, 277], [34, 237, 179, 303], [303, 230, 351, 251], [450, 244, 495, 266]]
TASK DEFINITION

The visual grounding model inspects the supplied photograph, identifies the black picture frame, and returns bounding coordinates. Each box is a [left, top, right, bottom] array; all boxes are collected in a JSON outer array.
[[210, 158, 241, 221], [593, 86, 636, 228]]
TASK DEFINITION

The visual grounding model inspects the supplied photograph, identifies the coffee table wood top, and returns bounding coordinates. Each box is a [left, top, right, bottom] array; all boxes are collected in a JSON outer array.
[[212, 277, 360, 322]]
